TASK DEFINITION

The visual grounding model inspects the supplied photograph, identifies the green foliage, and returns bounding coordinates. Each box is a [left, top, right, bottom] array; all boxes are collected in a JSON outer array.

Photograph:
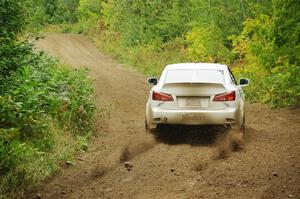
[[272, 0, 300, 68], [234, 64, 300, 108], [74, 0, 103, 33], [231, 0, 300, 107], [0, 0, 95, 197], [188, 0, 249, 38], [0, 51, 95, 197], [0, 0, 30, 37], [1, 53, 95, 134], [33, 0, 80, 25], [78, 0, 102, 20], [186, 26, 233, 63], [102, 0, 191, 47], [0, 40, 33, 76], [0, 0, 33, 76]]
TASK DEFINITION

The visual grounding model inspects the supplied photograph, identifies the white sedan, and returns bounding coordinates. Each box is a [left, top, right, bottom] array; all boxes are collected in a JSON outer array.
[[145, 63, 249, 135]]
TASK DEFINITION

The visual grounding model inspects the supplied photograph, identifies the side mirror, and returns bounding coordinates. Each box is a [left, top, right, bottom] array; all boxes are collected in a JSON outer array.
[[239, 78, 249, 87], [147, 77, 158, 86]]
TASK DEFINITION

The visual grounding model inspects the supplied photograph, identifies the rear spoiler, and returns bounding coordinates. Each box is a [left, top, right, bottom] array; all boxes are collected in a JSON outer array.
[[161, 82, 226, 96]]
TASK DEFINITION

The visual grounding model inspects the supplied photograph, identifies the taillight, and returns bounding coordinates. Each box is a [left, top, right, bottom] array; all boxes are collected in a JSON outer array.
[[213, 91, 236, 101], [152, 91, 173, 101]]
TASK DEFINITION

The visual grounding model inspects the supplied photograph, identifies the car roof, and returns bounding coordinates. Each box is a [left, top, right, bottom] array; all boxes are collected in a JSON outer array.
[[165, 63, 228, 71]]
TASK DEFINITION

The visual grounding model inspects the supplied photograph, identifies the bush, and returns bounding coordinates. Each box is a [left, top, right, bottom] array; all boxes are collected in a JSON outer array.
[[0, 51, 95, 198], [0, 0, 96, 197], [186, 26, 233, 63], [231, 0, 300, 107], [33, 0, 80, 25], [233, 64, 300, 108]]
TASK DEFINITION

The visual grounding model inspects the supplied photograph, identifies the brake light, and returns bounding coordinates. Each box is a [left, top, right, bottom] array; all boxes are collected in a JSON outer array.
[[152, 91, 173, 101], [213, 91, 236, 101]]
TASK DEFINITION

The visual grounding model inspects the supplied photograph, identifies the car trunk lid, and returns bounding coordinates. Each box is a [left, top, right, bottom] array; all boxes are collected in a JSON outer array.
[[159, 83, 228, 110]]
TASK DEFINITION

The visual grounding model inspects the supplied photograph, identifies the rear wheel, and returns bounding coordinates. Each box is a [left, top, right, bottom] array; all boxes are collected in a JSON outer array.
[[228, 114, 245, 143], [145, 117, 159, 134], [145, 118, 150, 133], [241, 115, 245, 137], [230, 115, 245, 151], [156, 124, 165, 133]]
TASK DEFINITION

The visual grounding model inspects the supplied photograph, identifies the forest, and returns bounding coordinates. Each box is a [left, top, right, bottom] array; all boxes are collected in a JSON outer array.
[[0, 0, 299, 198]]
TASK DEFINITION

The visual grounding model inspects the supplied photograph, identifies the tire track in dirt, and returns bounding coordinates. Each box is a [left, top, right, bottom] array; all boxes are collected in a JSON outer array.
[[27, 33, 300, 199]]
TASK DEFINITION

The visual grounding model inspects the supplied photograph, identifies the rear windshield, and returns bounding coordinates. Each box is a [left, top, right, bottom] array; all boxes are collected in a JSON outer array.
[[164, 69, 224, 84]]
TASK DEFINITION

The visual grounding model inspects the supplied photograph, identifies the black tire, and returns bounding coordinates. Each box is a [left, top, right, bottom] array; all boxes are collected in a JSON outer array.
[[241, 115, 245, 137], [145, 118, 150, 133]]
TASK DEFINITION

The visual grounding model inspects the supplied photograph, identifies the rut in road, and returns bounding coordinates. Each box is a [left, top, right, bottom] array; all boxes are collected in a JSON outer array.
[[28, 33, 300, 199]]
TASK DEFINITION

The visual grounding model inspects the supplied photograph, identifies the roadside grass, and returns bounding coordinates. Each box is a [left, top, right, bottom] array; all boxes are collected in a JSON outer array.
[[0, 51, 96, 198], [0, 122, 78, 198]]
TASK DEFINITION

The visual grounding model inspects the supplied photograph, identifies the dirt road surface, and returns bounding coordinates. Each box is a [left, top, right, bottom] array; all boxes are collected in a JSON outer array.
[[28, 33, 299, 199]]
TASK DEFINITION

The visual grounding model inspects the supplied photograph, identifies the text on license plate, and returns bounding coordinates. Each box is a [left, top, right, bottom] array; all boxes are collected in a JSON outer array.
[[182, 114, 206, 121], [185, 97, 209, 107]]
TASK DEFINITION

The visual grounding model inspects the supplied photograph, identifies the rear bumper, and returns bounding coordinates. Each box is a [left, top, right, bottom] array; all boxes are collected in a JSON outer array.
[[149, 106, 239, 127]]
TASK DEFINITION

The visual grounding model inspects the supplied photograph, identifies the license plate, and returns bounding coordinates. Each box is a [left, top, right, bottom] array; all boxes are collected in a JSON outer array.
[[182, 113, 206, 121], [185, 97, 209, 107], [185, 98, 201, 106]]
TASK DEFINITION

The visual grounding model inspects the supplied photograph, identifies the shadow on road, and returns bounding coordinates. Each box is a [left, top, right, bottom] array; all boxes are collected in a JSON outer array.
[[152, 125, 228, 146]]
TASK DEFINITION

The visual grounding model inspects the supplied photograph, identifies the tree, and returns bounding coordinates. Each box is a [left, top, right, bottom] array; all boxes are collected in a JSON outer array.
[[0, 0, 32, 76]]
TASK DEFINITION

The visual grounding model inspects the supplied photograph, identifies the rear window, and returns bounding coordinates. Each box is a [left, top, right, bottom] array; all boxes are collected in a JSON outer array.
[[164, 69, 224, 84]]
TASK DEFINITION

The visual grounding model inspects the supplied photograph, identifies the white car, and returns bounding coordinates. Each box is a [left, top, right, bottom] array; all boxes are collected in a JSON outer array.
[[145, 63, 249, 135]]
